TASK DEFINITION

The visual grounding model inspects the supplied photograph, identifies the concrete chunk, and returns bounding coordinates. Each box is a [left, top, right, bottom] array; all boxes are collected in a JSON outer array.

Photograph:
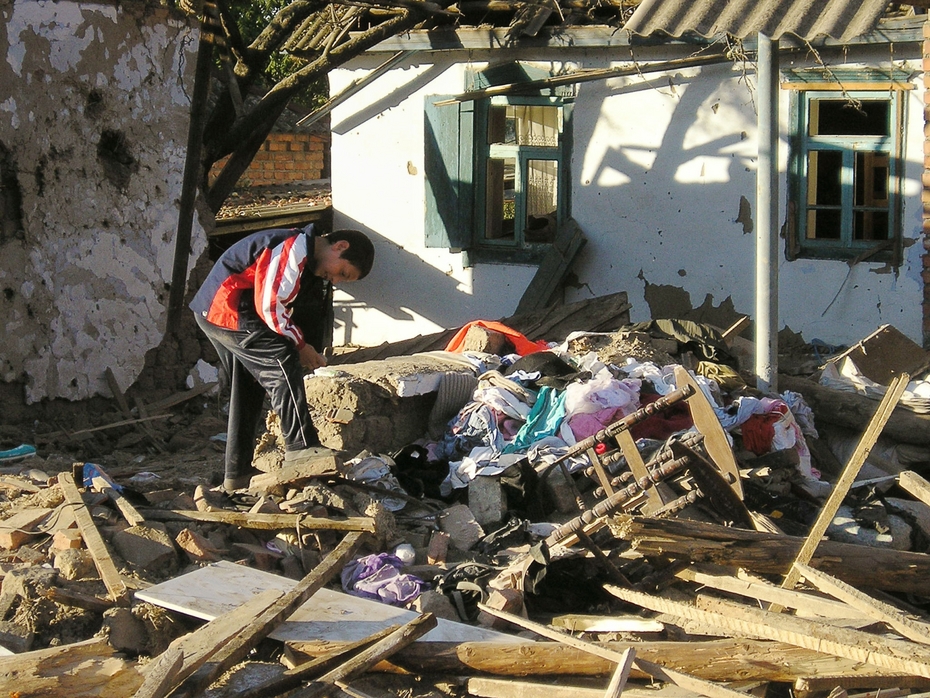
[[111, 525, 178, 571], [438, 504, 484, 551], [468, 475, 507, 528]]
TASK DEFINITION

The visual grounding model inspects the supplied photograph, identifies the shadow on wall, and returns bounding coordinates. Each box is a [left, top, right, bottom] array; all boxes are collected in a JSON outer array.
[[329, 213, 484, 344]]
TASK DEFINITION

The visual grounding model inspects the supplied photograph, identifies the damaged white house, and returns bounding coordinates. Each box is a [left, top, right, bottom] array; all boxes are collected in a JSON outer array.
[[326, 9, 930, 357], [2, 0, 930, 406]]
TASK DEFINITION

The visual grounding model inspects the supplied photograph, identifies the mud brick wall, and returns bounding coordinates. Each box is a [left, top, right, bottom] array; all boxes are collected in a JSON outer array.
[[924, 18, 930, 347], [211, 132, 328, 187], [259, 374, 436, 459]]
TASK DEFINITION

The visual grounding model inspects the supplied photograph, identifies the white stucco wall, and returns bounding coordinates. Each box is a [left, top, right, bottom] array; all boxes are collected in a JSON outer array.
[[0, 0, 203, 403], [330, 39, 925, 349]]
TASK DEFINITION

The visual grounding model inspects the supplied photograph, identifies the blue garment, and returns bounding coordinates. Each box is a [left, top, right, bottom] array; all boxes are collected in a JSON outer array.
[[504, 386, 566, 453]]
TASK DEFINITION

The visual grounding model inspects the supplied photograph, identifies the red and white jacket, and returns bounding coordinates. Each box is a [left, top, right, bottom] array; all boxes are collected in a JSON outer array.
[[190, 226, 316, 349]]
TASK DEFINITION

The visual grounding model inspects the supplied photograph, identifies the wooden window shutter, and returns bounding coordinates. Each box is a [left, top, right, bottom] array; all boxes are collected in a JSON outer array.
[[424, 95, 474, 249]]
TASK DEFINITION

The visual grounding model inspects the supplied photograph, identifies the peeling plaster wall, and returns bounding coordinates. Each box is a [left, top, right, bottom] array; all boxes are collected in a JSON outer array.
[[331, 40, 924, 349], [0, 0, 203, 403]]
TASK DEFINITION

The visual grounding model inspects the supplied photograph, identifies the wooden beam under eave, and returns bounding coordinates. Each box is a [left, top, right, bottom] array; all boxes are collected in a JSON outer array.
[[514, 218, 586, 314]]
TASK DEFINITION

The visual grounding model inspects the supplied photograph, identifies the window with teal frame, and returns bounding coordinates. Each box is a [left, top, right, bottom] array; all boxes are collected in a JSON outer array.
[[476, 96, 567, 251], [424, 63, 572, 264], [787, 70, 908, 264]]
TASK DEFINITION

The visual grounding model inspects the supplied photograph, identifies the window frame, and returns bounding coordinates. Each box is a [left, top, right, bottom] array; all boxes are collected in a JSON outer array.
[[472, 96, 569, 256], [786, 71, 910, 265], [423, 63, 573, 265]]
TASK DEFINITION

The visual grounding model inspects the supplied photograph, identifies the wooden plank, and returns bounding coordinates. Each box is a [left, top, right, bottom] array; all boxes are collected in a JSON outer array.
[[475, 603, 745, 698], [139, 588, 285, 696], [468, 677, 704, 698], [777, 374, 930, 446], [720, 317, 750, 344], [604, 585, 930, 678], [331, 291, 631, 365], [132, 647, 184, 698], [170, 531, 369, 697], [288, 613, 439, 698], [139, 508, 376, 533], [615, 430, 664, 513], [604, 648, 636, 698], [673, 367, 742, 498], [899, 471, 930, 508], [795, 563, 930, 645], [92, 476, 145, 527], [136, 560, 514, 646], [0, 476, 41, 493], [674, 567, 870, 620], [618, 515, 930, 595], [0, 637, 143, 695], [57, 472, 129, 605], [825, 324, 928, 386], [238, 625, 402, 698], [776, 373, 909, 603], [514, 218, 587, 315], [794, 675, 930, 698], [0, 508, 52, 549], [379, 637, 923, 683]]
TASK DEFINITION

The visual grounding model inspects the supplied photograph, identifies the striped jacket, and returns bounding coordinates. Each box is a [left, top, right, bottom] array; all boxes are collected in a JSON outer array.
[[190, 226, 316, 349]]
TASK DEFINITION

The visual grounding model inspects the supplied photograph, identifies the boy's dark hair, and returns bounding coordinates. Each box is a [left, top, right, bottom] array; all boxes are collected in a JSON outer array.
[[324, 229, 375, 279]]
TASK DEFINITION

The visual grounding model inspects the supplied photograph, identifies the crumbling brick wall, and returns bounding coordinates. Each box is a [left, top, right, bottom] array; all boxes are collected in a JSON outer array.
[[210, 132, 328, 187], [0, 0, 203, 404]]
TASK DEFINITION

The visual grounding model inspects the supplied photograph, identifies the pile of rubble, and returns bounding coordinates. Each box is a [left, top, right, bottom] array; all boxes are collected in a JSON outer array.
[[3, 305, 930, 698]]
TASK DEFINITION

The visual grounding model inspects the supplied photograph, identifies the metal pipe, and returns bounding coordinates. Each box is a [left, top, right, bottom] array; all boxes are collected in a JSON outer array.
[[755, 32, 780, 393]]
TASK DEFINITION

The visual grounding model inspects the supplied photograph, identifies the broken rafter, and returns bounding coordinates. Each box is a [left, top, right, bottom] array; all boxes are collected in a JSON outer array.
[[475, 603, 747, 698], [616, 515, 930, 596], [139, 508, 377, 532], [604, 585, 930, 679], [433, 51, 737, 105], [775, 373, 909, 604], [674, 566, 871, 621], [795, 563, 930, 646]]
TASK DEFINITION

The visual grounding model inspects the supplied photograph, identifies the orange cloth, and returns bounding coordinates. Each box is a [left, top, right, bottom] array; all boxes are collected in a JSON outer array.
[[444, 320, 548, 356]]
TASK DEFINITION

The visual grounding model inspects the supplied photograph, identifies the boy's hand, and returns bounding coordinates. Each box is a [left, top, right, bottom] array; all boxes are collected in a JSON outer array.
[[299, 344, 328, 370]]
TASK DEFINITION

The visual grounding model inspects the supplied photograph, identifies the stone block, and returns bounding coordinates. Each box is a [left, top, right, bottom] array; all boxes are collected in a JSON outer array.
[[468, 475, 507, 528], [827, 505, 913, 551], [438, 504, 484, 551], [410, 589, 459, 621], [53, 549, 95, 581], [426, 530, 450, 564], [542, 471, 581, 514], [111, 525, 178, 571], [248, 457, 341, 494], [102, 607, 148, 655], [885, 497, 930, 539], [175, 528, 222, 563], [477, 588, 524, 630], [0, 620, 33, 653], [1, 565, 57, 598]]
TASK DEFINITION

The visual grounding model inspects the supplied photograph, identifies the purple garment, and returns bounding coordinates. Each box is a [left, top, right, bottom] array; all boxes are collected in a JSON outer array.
[[567, 406, 628, 442], [341, 553, 425, 606]]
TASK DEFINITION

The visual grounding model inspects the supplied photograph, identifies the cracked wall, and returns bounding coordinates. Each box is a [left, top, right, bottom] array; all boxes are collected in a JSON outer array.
[[0, 0, 204, 403]]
